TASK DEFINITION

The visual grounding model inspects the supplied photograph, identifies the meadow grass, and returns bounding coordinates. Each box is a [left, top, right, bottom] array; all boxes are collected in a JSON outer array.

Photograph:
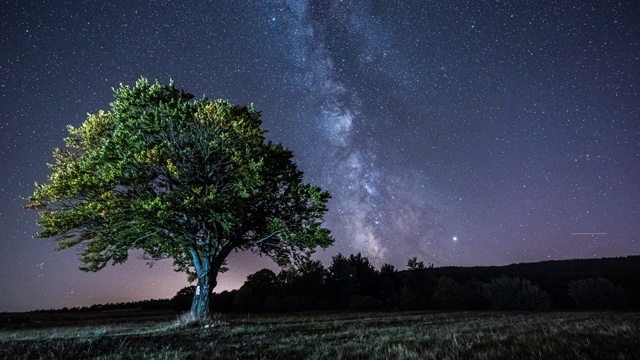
[[1, 311, 638, 359]]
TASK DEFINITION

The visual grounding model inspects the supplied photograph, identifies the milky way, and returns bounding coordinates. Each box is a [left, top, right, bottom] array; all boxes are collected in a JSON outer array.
[[273, 1, 463, 266], [1, 0, 638, 311]]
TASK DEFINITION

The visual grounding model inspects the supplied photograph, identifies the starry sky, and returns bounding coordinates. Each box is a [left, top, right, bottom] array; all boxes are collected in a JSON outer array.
[[1, 1, 639, 312]]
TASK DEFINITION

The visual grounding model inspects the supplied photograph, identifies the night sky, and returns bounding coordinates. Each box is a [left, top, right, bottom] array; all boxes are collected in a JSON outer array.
[[1, 1, 639, 312]]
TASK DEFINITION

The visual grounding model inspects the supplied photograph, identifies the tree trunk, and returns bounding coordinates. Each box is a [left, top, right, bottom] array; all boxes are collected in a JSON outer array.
[[190, 257, 215, 321], [188, 245, 230, 322]]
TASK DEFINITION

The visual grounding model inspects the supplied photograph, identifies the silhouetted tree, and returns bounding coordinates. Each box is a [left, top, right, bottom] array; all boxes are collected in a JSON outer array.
[[327, 253, 379, 308], [278, 259, 327, 310], [378, 263, 400, 309], [407, 257, 426, 270], [235, 269, 278, 312]]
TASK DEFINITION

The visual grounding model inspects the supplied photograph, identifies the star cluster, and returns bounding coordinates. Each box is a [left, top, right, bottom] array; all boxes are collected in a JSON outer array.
[[0, 1, 638, 312]]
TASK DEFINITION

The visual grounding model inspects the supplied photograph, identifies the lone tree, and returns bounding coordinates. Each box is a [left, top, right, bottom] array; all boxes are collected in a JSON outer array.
[[27, 78, 333, 320]]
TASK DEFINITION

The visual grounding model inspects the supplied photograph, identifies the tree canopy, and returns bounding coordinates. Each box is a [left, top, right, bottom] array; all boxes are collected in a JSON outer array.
[[28, 78, 333, 319]]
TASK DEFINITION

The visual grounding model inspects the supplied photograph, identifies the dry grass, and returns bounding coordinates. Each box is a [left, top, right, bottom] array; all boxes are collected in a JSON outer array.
[[1, 311, 638, 359]]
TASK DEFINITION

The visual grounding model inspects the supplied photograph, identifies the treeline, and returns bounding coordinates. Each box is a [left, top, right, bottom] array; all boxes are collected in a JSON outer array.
[[39, 254, 639, 314], [172, 254, 639, 312], [32, 299, 173, 313]]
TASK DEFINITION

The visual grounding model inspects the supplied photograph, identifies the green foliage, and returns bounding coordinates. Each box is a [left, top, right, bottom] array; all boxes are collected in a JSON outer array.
[[29, 78, 332, 268], [568, 277, 627, 310], [28, 78, 333, 317], [482, 276, 551, 311]]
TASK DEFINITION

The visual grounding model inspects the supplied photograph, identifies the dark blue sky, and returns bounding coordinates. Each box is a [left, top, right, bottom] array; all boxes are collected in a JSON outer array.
[[1, 1, 638, 312]]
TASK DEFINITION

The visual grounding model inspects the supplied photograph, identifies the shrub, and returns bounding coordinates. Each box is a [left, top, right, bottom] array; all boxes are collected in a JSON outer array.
[[568, 277, 627, 310], [482, 276, 551, 311]]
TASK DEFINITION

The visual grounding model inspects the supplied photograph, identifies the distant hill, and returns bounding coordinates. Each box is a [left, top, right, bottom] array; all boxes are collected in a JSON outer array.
[[400, 256, 640, 309]]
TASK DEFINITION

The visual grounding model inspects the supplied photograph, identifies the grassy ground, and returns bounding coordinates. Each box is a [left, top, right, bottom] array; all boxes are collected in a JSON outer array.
[[1, 311, 638, 359]]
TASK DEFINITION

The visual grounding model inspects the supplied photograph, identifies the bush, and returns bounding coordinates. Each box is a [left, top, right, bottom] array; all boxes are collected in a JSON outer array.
[[483, 276, 551, 311], [568, 277, 627, 310]]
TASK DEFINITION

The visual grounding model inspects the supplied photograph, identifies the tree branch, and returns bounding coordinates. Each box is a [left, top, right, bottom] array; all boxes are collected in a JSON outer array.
[[248, 230, 283, 245], [189, 247, 203, 276]]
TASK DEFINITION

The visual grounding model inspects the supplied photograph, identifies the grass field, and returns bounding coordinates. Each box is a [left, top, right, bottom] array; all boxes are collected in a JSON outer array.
[[1, 311, 638, 359]]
